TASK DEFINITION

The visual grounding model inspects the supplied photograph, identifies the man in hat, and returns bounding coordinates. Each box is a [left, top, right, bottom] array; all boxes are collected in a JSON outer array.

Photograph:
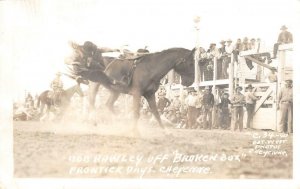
[[231, 86, 245, 131], [171, 94, 181, 112], [217, 40, 226, 79], [50, 72, 64, 105], [272, 25, 293, 59], [233, 38, 242, 63], [222, 39, 234, 79], [219, 40, 226, 55], [157, 93, 171, 113], [277, 80, 293, 134], [267, 67, 278, 83], [202, 86, 214, 129], [245, 84, 258, 129], [218, 92, 231, 129], [207, 43, 219, 59], [241, 37, 255, 70], [185, 88, 199, 129], [249, 38, 256, 50]]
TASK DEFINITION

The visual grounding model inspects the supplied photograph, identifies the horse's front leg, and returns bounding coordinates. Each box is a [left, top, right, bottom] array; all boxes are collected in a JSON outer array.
[[39, 103, 45, 116], [88, 81, 100, 112], [88, 81, 100, 125], [144, 93, 164, 128]]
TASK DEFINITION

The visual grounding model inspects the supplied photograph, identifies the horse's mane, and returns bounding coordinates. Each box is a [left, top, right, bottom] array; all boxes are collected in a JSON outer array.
[[142, 47, 191, 57], [158, 47, 190, 54]]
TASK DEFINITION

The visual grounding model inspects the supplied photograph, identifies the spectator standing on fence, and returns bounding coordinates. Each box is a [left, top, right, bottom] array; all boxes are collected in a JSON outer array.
[[198, 47, 208, 82], [231, 86, 245, 131], [245, 84, 259, 129], [273, 25, 293, 59], [206, 43, 218, 80], [217, 40, 226, 79], [218, 92, 231, 129], [223, 39, 234, 79], [241, 37, 255, 70], [277, 80, 293, 134], [242, 37, 251, 51], [202, 86, 214, 129], [233, 38, 242, 63], [249, 38, 257, 50], [267, 67, 278, 83], [207, 43, 219, 59]]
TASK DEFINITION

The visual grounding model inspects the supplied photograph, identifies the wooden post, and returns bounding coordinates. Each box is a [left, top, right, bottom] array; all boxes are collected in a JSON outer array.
[[278, 48, 285, 89], [193, 16, 201, 88], [168, 70, 175, 84], [276, 47, 285, 132], [229, 53, 234, 97], [212, 57, 217, 93], [212, 57, 218, 128]]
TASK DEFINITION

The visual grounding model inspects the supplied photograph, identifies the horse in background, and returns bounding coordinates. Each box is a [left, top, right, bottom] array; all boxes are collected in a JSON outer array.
[[37, 84, 84, 120]]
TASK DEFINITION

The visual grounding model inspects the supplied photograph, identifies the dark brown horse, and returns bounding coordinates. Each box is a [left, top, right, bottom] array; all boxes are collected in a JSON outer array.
[[87, 48, 195, 132], [37, 84, 84, 119]]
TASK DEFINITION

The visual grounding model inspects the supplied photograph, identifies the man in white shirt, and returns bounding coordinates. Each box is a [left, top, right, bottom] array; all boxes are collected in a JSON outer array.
[[245, 84, 258, 129], [185, 88, 199, 129], [222, 39, 235, 79]]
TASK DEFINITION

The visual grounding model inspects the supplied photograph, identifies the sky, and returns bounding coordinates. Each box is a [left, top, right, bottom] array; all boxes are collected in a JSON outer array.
[[0, 0, 299, 101]]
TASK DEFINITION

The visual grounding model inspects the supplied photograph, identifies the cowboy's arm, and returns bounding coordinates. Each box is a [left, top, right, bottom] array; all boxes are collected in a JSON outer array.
[[250, 92, 259, 101], [277, 32, 284, 43], [277, 89, 282, 109], [98, 47, 120, 53]]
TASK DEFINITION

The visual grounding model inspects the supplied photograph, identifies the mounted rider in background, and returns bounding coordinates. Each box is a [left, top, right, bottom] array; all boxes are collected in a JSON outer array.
[[50, 72, 64, 105]]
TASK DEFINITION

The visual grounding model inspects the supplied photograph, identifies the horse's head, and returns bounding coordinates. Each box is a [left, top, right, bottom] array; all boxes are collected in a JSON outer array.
[[173, 48, 195, 87]]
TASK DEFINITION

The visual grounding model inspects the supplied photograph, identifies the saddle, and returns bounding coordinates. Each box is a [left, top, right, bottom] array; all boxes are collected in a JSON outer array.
[[113, 55, 146, 87], [119, 60, 137, 86], [119, 51, 148, 60]]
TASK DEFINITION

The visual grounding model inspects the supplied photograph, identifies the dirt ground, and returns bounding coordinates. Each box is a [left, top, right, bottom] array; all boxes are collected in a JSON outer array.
[[13, 119, 293, 179]]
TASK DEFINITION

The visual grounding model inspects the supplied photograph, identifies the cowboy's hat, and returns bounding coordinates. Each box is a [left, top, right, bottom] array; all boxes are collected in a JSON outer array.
[[245, 84, 254, 89], [220, 40, 226, 44], [235, 86, 243, 91], [280, 25, 288, 30]]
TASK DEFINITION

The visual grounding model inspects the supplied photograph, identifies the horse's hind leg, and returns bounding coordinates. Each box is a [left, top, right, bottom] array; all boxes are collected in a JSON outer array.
[[131, 93, 142, 137], [144, 93, 164, 128], [88, 81, 100, 111], [105, 91, 120, 114], [87, 82, 100, 125]]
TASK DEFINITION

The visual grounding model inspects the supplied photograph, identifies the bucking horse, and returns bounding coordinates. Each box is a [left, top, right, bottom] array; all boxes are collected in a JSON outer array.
[[78, 48, 196, 134]]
